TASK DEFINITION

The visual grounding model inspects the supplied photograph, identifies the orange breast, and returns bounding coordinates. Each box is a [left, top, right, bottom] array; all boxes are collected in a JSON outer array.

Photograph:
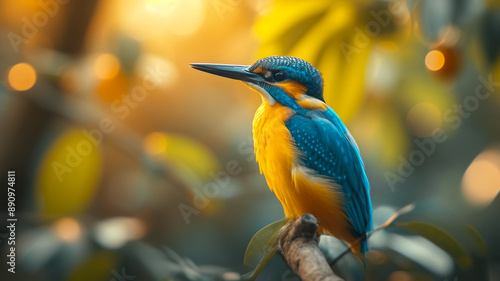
[[252, 102, 296, 214], [252, 102, 359, 253]]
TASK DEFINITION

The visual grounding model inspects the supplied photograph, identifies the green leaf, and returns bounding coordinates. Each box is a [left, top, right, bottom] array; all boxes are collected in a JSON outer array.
[[397, 222, 472, 269], [242, 218, 290, 281]]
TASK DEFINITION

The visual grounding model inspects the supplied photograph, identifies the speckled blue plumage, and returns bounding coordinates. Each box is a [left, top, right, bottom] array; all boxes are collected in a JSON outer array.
[[286, 105, 373, 253]]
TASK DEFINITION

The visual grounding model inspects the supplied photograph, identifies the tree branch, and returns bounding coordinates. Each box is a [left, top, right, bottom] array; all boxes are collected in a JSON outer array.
[[280, 214, 344, 281]]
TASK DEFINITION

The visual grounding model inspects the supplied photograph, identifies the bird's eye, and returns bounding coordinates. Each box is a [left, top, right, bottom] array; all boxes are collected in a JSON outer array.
[[273, 71, 286, 82]]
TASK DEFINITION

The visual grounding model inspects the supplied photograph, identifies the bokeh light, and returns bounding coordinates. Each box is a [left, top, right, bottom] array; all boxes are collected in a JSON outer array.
[[94, 217, 147, 249], [222, 272, 240, 281], [143, 132, 168, 155], [366, 250, 389, 265], [406, 102, 443, 137], [118, 0, 205, 39], [8, 62, 37, 91], [388, 271, 413, 281], [462, 148, 500, 207], [52, 217, 82, 242], [96, 72, 129, 103], [146, 0, 179, 14], [425, 50, 445, 71], [146, 0, 204, 36], [136, 55, 178, 87], [94, 53, 121, 80]]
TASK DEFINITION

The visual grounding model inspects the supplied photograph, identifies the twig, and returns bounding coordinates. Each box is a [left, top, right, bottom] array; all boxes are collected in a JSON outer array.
[[279, 214, 344, 281]]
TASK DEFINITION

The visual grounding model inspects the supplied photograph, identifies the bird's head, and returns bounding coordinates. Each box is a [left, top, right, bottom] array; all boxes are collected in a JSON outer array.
[[190, 56, 324, 110]]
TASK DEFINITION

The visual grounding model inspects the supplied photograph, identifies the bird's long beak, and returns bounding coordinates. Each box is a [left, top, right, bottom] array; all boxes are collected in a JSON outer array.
[[190, 63, 265, 83]]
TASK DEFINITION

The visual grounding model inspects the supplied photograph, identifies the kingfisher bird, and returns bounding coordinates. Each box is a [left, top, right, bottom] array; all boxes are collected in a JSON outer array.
[[190, 56, 373, 257]]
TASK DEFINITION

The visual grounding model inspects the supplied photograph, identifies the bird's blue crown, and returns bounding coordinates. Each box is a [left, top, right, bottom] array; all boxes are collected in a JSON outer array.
[[249, 56, 324, 101]]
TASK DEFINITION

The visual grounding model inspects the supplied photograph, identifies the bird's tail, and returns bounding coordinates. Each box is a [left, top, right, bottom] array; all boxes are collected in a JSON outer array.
[[350, 237, 368, 265], [360, 239, 368, 254], [358, 240, 369, 266], [349, 232, 368, 255]]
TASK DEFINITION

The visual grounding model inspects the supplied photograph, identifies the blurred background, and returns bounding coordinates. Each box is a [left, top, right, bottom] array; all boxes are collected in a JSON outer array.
[[0, 0, 499, 280]]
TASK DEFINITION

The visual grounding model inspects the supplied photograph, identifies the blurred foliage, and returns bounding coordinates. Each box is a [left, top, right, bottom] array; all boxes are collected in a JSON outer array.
[[255, 0, 405, 121], [0, 0, 499, 281], [147, 132, 221, 182], [465, 224, 488, 257], [36, 129, 102, 216], [242, 218, 289, 281], [398, 222, 472, 269], [66, 251, 117, 281]]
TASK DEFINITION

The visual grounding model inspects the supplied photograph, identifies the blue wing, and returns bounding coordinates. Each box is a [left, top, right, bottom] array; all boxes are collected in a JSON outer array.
[[285, 107, 373, 251]]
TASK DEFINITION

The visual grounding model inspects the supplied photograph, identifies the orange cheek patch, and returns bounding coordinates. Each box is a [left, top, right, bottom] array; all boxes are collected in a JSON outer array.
[[276, 81, 307, 99]]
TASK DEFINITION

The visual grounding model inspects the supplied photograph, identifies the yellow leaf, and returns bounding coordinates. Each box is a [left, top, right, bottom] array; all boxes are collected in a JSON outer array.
[[66, 251, 117, 281], [256, 0, 332, 44], [255, 0, 374, 121], [319, 32, 371, 120], [145, 132, 220, 181], [484, 0, 500, 8], [288, 3, 356, 64], [36, 129, 102, 216]]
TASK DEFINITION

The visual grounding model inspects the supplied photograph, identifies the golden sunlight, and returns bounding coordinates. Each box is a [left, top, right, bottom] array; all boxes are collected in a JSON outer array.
[[52, 217, 82, 242], [462, 148, 500, 207], [94, 53, 121, 80], [143, 132, 168, 155]]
